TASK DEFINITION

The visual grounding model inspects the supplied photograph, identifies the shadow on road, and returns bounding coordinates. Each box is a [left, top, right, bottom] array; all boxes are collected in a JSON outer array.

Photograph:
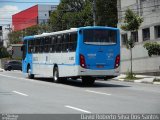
[[33, 77, 130, 88]]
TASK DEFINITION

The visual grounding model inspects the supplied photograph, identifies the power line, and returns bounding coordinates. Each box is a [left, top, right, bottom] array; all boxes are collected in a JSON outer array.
[[0, 0, 59, 4], [0, 10, 56, 12], [1, 8, 159, 20]]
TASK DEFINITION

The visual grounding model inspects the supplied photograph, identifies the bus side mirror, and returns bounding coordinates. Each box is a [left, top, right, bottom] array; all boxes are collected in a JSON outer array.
[[79, 30, 82, 34], [21, 45, 24, 51]]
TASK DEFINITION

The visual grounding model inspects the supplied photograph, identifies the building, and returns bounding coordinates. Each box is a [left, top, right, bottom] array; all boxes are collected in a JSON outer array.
[[0, 25, 11, 47], [117, 0, 160, 75], [11, 44, 23, 59], [12, 4, 57, 31]]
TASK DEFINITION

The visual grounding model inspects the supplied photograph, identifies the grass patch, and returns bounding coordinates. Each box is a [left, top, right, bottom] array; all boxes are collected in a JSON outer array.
[[124, 77, 142, 81], [123, 71, 142, 81], [153, 78, 160, 82]]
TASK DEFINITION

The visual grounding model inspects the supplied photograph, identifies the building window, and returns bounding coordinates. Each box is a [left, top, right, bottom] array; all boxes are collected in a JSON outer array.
[[43, 20, 46, 24], [155, 25, 160, 39], [121, 34, 128, 45], [142, 28, 150, 41], [131, 31, 138, 42]]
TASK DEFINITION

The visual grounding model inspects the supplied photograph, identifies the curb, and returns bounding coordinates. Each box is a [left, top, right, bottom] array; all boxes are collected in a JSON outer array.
[[134, 80, 142, 83], [119, 79, 125, 81], [114, 78, 160, 85], [0, 69, 4, 72], [153, 82, 160, 85]]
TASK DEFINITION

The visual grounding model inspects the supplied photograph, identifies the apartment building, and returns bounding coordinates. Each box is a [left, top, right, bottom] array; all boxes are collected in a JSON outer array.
[[117, 0, 160, 75], [12, 4, 57, 31]]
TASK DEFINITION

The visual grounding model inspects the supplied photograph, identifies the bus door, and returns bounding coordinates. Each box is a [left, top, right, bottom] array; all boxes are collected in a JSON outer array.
[[21, 40, 27, 72]]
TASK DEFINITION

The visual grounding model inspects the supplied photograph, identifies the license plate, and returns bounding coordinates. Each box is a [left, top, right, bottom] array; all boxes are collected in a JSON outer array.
[[96, 65, 104, 68]]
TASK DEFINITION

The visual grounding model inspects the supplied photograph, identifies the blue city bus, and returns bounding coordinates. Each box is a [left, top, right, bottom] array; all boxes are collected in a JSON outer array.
[[21, 26, 120, 85]]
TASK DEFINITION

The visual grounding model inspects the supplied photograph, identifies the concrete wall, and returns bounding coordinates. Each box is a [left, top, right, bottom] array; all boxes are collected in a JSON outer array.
[[0, 58, 8, 69], [118, 0, 160, 75], [121, 41, 160, 75]]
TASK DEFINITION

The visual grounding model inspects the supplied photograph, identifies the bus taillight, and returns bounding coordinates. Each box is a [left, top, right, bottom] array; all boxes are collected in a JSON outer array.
[[115, 55, 120, 68], [80, 54, 86, 68]]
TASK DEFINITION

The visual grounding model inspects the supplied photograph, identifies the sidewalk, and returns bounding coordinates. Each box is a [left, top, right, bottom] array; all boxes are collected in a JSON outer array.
[[0, 68, 4, 72], [114, 74, 160, 85]]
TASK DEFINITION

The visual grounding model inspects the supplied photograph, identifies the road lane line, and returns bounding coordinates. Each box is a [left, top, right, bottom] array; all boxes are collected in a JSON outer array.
[[85, 90, 111, 96], [0, 74, 17, 79], [0, 73, 37, 82], [65, 105, 91, 113], [12, 91, 28, 96]]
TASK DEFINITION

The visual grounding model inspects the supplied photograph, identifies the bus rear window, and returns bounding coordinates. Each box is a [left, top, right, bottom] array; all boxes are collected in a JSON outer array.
[[83, 29, 117, 45]]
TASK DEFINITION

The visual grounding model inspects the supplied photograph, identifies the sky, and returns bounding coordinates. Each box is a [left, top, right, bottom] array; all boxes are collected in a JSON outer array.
[[0, 0, 60, 26]]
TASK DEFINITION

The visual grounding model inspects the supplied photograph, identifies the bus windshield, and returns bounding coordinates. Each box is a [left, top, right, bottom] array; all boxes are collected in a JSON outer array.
[[83, 29, 117, 45]]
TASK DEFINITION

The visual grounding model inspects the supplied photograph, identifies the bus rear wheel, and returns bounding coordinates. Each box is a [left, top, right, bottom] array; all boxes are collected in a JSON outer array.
[[27, 66, 34, 79], [53, 67, 61, 83], [82, 77, 95, 86]]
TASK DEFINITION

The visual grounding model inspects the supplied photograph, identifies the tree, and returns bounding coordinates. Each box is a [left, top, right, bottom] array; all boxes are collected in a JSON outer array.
[[49, 0, 118, 31], [50, 0, 93, 31], [0, 46, 9, 58], [144, 42, 160, 57], [96, 0, 117, 27], [120, 8, 143, 78], [8, 31, 23, 44], [8, 24, 51, 44]]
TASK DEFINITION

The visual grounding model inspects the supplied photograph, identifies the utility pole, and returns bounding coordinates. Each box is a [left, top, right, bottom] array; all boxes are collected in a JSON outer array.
[[93, 0, 96, 26], [0, 26, 3, 47]]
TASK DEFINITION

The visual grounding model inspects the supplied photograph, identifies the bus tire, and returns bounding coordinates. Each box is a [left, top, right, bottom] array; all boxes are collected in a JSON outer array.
[[27, 66, 34, 79], [53, 67, 61, 83], [82, 77, 95, 86]]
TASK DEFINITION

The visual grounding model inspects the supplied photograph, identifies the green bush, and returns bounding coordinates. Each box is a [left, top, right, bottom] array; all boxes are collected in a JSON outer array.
[[143, 42, 160, 57], [0, 47, 10, 58], [153, 78, 160, 82]]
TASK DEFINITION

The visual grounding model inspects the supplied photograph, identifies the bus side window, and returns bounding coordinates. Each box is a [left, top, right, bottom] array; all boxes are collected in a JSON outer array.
[[61, 34, 64, 52], [52, 35, 57, 53], [48, 36, 52, 52], [28, 40, 34, 53], [63, 34, 69, 52], [57, 35, 62, 52], [40, 38, 44, 53], [44, 37, 49, 52], [70, 32, 77, 52], [35, 38, 40, 53]]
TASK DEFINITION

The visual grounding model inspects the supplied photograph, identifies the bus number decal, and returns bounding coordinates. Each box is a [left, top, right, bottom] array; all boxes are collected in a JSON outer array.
[[33, 57, 38, 61], [69, 57, 74, 60]]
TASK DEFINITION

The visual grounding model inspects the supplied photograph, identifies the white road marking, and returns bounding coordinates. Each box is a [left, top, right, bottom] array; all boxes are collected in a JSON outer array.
[[0, 74, 27, 80], [12, 91, 28, 96], [65, 105, 91, 113], [0, 73, 74, 88], [0, 74, 41, 84], [86, 90, 111, 96]]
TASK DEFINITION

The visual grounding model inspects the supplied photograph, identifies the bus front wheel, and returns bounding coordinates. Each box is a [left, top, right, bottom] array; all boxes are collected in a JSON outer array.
[[53, 67, 61, 83], [27, 66, 34, 79], [82, 77, 95, 86]]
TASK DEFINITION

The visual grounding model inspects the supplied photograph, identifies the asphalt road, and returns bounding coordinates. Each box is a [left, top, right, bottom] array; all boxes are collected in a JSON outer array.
[[0, 71, 160, 115]]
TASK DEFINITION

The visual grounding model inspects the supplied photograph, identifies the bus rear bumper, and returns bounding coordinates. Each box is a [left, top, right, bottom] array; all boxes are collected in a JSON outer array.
[[78, 67, 120, 77]]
